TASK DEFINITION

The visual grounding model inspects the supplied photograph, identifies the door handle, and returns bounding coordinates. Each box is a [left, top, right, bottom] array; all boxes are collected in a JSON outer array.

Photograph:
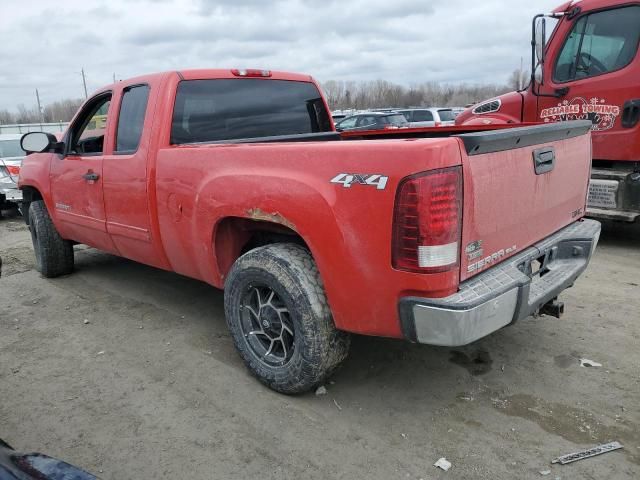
[[621, 99, 640, 128], [533, 147, 555, 175], [83, 171, 100, 182]]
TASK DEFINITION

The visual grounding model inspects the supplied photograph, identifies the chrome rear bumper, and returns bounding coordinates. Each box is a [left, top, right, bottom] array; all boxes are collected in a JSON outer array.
[[399, 219, 601, 346]]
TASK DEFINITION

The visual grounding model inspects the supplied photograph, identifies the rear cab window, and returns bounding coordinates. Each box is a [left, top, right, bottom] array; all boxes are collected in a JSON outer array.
[[171, 79, 332, 144], [554, 6, 640, 82]]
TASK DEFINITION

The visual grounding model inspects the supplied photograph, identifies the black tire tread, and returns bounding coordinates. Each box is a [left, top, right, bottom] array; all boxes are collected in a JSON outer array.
[[29, 200, 74, 277], [224, 243, 350, 394]]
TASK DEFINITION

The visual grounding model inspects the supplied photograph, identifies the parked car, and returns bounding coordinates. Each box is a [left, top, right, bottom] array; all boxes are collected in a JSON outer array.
[[397, 108, 456, 127], [18, 68, 599, 394], [0, 438, 97, 479], [0, 134, 25, 212], [335, 112, 409, 131]]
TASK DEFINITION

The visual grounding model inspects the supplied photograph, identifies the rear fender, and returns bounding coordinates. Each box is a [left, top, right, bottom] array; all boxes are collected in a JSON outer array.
[[194, 174, 349, 325]]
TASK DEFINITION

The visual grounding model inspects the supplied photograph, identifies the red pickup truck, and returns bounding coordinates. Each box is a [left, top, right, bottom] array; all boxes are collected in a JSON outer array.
[[18, 68, 600, 393]]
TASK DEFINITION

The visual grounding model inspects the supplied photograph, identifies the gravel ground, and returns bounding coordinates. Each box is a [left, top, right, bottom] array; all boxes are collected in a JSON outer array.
[[1, 210, 638, 479]]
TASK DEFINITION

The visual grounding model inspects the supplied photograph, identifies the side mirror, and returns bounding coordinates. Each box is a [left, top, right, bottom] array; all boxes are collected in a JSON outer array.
[[535, 17, 547, 64], [20, 132, 62, 154], [531, 15, 548, 88]]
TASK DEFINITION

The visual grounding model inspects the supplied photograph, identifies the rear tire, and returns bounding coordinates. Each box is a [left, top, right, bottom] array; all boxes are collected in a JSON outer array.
[[224, 243, 350, 394], [29, 200, 74, 277]]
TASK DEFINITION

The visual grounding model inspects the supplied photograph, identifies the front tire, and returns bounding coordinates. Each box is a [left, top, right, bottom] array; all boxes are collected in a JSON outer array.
[[29, 200, 74, 277], [224, 243, 350, 394]]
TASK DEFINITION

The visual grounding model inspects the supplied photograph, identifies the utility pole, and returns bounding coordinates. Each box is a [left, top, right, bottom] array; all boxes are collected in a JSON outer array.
[[113, 72, 116, 83], [81, 68, 88, 99], [519, 57, 524, 90], [35, 88, 44, 123]]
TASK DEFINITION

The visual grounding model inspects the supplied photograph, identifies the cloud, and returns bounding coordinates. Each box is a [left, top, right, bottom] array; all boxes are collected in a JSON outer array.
[[0, 0, 561, 111]]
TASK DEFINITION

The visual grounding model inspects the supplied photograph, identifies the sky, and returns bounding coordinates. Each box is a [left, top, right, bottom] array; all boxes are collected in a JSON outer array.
[[0, 0, 561, 111]]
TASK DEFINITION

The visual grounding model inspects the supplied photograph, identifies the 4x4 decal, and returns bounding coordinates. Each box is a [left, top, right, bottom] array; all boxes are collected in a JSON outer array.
[[330, 173, 389, 190]]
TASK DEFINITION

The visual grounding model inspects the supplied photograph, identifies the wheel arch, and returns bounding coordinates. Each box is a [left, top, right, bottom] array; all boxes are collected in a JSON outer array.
[[19, 186, 44, 225], [213, 216, 311, 284]]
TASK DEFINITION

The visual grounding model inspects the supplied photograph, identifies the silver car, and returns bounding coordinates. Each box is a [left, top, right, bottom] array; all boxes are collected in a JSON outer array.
[[397, 108, 456, 127], [0, 134, 25, 211]]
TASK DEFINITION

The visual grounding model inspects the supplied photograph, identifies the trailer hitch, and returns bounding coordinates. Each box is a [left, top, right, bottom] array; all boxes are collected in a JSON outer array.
[[541, 298, 564, 318]]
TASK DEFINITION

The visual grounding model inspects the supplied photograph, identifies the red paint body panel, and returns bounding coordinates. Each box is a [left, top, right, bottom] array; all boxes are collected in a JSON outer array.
[[459, 134, 592, 281], [18, 69, 593, 339], [154, 139, 463, 337]]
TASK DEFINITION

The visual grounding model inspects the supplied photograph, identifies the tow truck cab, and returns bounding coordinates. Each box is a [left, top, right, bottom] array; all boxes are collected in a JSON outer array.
[[457, 0, 640, 222]]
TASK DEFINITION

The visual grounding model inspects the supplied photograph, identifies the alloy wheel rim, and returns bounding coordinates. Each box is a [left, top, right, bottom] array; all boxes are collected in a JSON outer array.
[[239, 285, 295, 367]]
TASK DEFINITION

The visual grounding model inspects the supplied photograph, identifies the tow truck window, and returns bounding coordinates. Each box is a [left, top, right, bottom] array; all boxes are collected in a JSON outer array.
[[171, 79, 332, 144], [116, 85, 150, 153], [554, 6, 640, 82]]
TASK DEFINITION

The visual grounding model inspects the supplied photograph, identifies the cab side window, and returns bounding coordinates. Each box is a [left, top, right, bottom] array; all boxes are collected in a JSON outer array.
[[413, 110, 434, 122], [554, 6, 640, 83], [115, 85, 150, 153], [69, 95, 112, 155], [336, 116, 358, 129], [356, 116, 376, 128]]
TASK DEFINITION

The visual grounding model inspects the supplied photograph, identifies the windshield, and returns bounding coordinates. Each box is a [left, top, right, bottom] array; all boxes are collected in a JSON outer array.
[[0, 139, 25, 158], [437, 109, 456, 121]]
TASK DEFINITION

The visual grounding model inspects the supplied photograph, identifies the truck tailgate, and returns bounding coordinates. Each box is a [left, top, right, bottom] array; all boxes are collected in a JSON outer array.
[[457, 121, 593, 282]]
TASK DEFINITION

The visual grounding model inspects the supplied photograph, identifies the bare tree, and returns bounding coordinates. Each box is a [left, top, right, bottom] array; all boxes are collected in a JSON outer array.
[[321, 78, 512, 111], [507, 68, 529, 91], [0, 98, 84, 125]]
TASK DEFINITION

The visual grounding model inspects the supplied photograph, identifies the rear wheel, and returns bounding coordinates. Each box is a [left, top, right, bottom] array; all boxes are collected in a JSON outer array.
[[224, 243, 350, 394], [29, 200, 74, 277]]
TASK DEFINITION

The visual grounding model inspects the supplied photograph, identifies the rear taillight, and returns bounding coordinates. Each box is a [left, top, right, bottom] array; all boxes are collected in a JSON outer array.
[[6, 165, 20, 176], [392, 167, 462, 273]]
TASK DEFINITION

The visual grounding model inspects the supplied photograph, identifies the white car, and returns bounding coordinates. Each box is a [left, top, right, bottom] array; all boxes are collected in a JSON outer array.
[[0, 134, 25, 211], [397, 108, 456, 127]]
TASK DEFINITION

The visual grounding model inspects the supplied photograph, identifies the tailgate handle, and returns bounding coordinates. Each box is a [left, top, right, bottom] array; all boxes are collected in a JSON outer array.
[[533, 147, 555, 175]]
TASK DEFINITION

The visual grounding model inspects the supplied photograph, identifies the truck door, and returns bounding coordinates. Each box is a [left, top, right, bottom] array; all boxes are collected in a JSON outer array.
[[536, 5, 640, 165], [102, 83, 165, 268], [50, 93, 117, 254]]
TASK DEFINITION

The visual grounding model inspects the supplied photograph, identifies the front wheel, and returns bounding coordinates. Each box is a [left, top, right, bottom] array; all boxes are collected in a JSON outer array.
[[28, 200, 74, 277], [224, 243, 350, 394]]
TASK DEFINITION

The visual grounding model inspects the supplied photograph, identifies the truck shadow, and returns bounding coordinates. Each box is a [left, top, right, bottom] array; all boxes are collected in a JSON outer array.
[[597, 219, 640, 248]]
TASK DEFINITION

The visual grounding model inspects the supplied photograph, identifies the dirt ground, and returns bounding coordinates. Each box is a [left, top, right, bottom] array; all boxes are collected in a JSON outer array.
[[1, 210, 638, 479]]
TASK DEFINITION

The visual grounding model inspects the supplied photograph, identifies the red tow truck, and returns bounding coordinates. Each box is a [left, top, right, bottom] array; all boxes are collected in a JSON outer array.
[[18, 68, 599, 393], [457, 0, 640, 222]]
